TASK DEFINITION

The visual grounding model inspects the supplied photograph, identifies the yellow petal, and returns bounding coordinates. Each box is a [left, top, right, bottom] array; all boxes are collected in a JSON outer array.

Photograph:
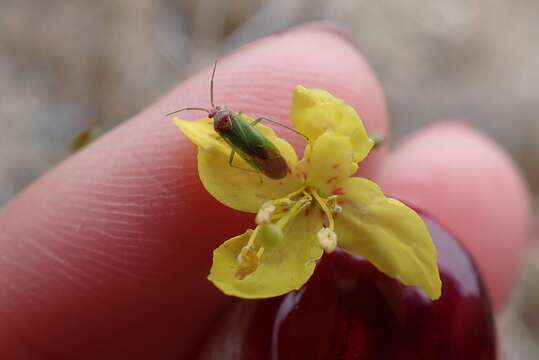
[[291, 86, 374, 162], [303, 132, 356, 196], [334, 177, 442, 300], [174, 117, 302, 213], [173, 117, 223, 150], [208, 210, 324, 299]]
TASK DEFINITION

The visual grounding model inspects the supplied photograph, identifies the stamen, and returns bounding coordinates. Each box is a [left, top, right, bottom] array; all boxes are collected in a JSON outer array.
[[276, 194, 311, 228], [311, 190, 335, 230], [326, 195, 342, 214], [282, 186, 308, 202], [235, 246, 259, 280], [317, 227, 337, 253], [235, 227, 261, 279], [256, 201, 276, 224], [255, 188, 305, 225]]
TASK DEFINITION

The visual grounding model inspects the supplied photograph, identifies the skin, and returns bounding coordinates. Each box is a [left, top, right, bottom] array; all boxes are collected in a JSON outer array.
[[0, 24, 530, 359]]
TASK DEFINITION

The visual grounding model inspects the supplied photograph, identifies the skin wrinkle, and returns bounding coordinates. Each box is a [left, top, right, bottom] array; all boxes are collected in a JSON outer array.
[[71, 222, 150, 245], [49, 202, 166, 218], [131, 153, 175, 197], [56, 183, 194, 214], [41, 203, 142, 227], [2, 208, 190, 358], [52, 226, 135, 260], [101, 172, 186, 184], [69, 242, 167, 282], [50, 150, 192, 217], [66, 197, 171, 210], [59, 218, 168, 260], [29, 198, 165, 279], [65, 223, 166, 255], [22, 229, 102, 295], [66, 181, 183, 196], [47, 184, 166, 211], [0, 255, 90, 330], [0, 252, 52, 288], [69, 254, 164, 283]]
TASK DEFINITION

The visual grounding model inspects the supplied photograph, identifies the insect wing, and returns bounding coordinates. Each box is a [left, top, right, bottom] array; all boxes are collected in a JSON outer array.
[[227, 115, 289, 179], [251, 144, 289, 179]]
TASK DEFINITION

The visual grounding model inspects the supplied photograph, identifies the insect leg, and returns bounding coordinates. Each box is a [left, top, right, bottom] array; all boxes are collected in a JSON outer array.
[[228, 149, 236, 167], [228, 150, 259, 174], [252, 117, 308, 141]]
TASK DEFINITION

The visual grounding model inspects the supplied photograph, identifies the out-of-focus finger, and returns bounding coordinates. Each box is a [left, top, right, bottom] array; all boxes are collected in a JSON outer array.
[[375, 121, 531, 310]]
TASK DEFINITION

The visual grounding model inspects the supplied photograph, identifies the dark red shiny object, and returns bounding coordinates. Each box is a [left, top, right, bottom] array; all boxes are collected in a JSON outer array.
[[199, 216, 496, 360]]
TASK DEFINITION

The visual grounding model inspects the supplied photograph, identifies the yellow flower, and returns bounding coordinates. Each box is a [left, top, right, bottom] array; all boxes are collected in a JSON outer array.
[[173, 85, 442, 300]]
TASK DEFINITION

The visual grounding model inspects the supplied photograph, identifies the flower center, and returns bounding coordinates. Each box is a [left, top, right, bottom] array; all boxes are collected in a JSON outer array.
[[234, 187, 342, 279]]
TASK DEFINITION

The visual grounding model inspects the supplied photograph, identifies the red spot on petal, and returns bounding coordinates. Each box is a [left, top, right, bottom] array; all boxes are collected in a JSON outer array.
[[326, 176, 338, 184], [301, 172, 307, 181], [332, 163, 340, 170], [332, 187, 345, 195]]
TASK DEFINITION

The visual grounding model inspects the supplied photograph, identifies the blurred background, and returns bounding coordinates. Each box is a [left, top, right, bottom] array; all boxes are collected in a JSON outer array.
[[0, 0, 537, 357]]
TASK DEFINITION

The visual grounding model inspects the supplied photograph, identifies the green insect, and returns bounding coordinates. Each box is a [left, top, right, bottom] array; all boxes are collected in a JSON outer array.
[[167, 62, 304, 180], [71, 124, 103, 152]]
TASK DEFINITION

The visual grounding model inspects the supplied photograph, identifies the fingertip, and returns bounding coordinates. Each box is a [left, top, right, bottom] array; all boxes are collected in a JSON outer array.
[[376, 120, 531, 309]]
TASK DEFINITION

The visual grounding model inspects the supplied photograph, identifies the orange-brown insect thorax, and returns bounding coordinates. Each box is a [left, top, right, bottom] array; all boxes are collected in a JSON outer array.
[[213, 110, 233, 133]]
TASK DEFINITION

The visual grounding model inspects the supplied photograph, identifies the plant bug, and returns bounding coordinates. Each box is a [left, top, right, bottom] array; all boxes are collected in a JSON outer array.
[[71, 124, 104, 152], [167, 62, 305, 180]]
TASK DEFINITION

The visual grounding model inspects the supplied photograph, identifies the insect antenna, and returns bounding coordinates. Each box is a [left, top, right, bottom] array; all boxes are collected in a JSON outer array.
[[254, 116, 309, 141], [165, 107, 210, 117], [210, 60, 217, 108]]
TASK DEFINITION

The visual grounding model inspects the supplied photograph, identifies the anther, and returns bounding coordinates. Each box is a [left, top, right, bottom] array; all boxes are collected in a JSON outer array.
[[332, 204, 342, 214], [235, 246, 259, 279], [317, 227, 337, 253], [256, 201, 276, 224]]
